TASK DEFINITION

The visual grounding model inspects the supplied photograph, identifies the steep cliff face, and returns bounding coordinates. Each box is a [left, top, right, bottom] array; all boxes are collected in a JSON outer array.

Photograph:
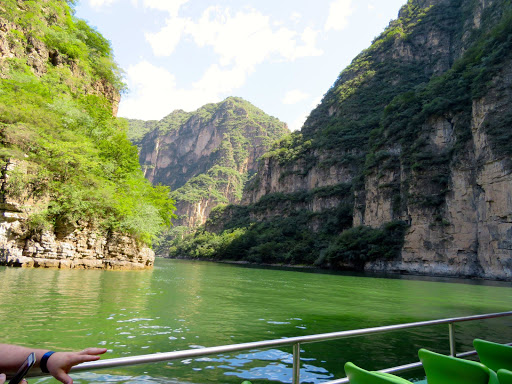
[[367, 59, 512, 279], [132, 97, 288, 229], [177, 0, 512, 279], [0, 0, 173, 269]]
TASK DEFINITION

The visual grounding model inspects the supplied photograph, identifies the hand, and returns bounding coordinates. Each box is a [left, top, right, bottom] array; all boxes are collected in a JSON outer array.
[[0, 373, 27, 384], [46, 348, 107, 384], [0, 372, 27, 384]]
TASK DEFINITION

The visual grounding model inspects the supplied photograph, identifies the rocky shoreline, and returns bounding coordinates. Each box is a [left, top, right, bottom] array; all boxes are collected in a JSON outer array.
[[0, 222, 155, 270]]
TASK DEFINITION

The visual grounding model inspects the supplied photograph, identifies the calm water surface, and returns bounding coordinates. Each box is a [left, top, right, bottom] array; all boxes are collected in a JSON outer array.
[[0, 258, 511, 384]]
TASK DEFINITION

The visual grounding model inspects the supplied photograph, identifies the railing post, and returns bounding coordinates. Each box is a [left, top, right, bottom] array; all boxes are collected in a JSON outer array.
[[449, 323, 456, 356], [293, 343, 301, 384]]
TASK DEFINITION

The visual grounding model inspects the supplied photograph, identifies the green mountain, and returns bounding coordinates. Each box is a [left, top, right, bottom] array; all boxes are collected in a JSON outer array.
[[172, 0, 512, 279], [0, 0, 175, 269], [128, 97, 289, 253]]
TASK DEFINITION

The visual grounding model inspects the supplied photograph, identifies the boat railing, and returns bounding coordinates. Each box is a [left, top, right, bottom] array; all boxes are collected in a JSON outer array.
[[55, 311, 512, 383]]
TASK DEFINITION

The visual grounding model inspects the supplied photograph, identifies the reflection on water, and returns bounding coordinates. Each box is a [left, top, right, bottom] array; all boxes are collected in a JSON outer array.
[[34, 372, 193, 384], [0, 266, 154, 350], [208, 349, 333, 383], [0, 259, 511, 384]]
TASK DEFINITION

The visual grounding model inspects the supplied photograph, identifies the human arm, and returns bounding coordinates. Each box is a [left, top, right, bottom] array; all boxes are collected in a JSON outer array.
[[0, 344, 107, 384]]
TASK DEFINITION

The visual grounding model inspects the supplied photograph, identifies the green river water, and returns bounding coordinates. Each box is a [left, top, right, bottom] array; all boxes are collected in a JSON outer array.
[[0, 258, 511, 384]]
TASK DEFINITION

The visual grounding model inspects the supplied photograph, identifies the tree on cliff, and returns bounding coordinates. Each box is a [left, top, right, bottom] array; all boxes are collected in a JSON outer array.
[[0, 0, 176, 246]]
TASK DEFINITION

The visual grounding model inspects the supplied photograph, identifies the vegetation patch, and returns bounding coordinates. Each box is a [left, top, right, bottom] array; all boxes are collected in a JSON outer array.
[[0, 0, 176, 245]]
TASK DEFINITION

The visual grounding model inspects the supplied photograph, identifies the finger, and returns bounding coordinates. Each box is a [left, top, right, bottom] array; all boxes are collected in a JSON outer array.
[[53, 370, 73, 384], [79, 348, 107, 356], [72, 354, 102, 365], [21, 380, 27, 384], [0, 373, 6, 384]]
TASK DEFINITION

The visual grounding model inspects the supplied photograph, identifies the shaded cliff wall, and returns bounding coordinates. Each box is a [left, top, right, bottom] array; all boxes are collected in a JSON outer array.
[[221, 0, 512, 279], [364, 58, 512, 279]]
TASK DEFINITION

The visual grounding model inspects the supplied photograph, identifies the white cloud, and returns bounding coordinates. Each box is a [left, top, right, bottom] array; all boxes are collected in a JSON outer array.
[[118, 61, 230, 120], [282, 90, 309, 105], [88, 0, 117, 9], [184, 7, 323, 69], [145, 17, 188, 57], [118, 61, 177, 120], [193, 64, 247, 94], [140, 6, 323, 104], [289, 113, 307, 132], [325, 0, 354, 31], [142, 0, 189, 17], [289, 96, 322, 131], [142, 0, 191, 57], [291, 12, 302, 23]]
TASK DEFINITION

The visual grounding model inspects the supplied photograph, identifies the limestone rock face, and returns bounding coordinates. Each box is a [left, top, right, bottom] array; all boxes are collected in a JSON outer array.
[[133, 97, 288, 229], [360, 59, 512, 280], [0, 160, 154, 269], [0, 222, 154, 270], [242, 150, 356, 205], [402, 64, 512, 279]]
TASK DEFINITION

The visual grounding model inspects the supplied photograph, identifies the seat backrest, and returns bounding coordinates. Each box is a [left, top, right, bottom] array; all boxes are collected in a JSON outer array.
[[474, 339, 512, 372], [497, 369, 512, 384], [418, 349, 491, 384], [344, 362, 413, 384]]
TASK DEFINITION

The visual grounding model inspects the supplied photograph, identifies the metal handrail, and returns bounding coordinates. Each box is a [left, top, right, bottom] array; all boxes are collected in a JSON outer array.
[[53, 311, 511, 383]]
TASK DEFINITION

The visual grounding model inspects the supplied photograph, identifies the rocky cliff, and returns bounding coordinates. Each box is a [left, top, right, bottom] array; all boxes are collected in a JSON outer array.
[[175, 0, 512, 280], [131, 97, 288, 230], [0, 159, 154, 269], [0, 0, 173, 269]]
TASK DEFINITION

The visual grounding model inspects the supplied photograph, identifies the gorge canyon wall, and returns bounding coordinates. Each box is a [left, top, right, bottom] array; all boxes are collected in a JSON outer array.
[[212, 0, 512, 279]]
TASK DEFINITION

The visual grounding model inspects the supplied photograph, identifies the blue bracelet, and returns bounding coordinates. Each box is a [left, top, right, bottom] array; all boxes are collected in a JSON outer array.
[[40, 351, 55, 373]]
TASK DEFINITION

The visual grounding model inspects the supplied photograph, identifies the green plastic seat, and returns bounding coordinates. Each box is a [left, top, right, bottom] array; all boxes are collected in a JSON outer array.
[[418, 348, 498, 384], [474, 339, 512, 372], [344, 362, 414, 384], [497, 370, 512, 384]]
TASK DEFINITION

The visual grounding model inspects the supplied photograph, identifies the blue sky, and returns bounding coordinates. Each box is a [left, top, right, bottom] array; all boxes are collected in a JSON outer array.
[[75, 0, 406, 130]]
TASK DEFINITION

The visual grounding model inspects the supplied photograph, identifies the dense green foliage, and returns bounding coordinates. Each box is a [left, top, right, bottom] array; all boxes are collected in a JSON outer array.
[[322, 221, 408, 269], [169, 184, 374, 269], [170, 212, 406, 270], [124, 118, 157, 147], [0, 0, 175, 244], [125, 110, 193, 148]]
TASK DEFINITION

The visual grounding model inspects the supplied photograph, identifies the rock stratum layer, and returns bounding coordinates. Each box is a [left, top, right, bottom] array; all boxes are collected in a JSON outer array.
[[172, 0, 512, 280], [0, 160, 154, 269]]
